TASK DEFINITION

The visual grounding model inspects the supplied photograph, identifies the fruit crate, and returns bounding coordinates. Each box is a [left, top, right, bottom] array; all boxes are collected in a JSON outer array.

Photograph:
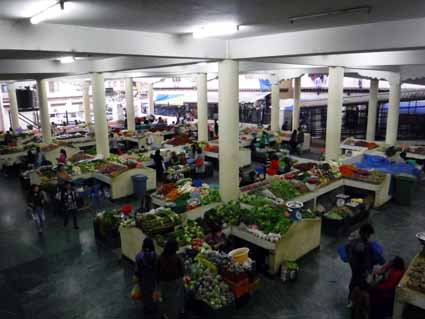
[[223, 277, 250, 299]]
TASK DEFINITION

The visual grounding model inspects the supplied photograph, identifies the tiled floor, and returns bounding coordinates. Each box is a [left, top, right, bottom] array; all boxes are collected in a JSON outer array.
[[1, 175, 425, 319]]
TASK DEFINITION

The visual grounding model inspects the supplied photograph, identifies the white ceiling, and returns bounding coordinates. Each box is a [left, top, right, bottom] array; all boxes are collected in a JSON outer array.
[[2, 0, 425, 37]]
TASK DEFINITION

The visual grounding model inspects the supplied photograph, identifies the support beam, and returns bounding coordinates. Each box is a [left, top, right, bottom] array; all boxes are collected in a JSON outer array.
[[385, 76, 401, 145], [36, 79, 52, 144], [125, 78, 136, 131], [197, 73, 208, 142], [92, 73, 110, 157], [292, 77, 301, 130], [148, 84, 155, 115], [218, 60, 240, 202], [270, 82, 280, 132], [82, 81, 91, 125], [325, 67, 344, 161], [0, 92, 5, 132], [366, 79, 379, 141], [7, 83, 19, 130]]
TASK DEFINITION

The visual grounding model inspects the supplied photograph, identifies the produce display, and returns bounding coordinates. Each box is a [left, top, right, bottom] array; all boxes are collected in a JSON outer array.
[[406, 255, 425, 293], [324, 206, 352, 220], [406, 146, 425, 156], [163, 135, 191, 146], [175, 220, 205, 246], [340, 165, 386, 184], [138, 208, 181, 236], [69, 152, 94, 163], [0, 143, 35, 155], [41, 143, 59, 152], [268, 178, 301, 201], [185, 260, 235, 309], [74, 160, 104, 174], [95, 162, 128, 177], [204, 144, 219, 153], [342, 138, 379, 150]]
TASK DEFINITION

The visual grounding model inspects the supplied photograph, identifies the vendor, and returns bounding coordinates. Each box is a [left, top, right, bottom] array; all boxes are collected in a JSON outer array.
[[194, 147, 205, 176], [57, 149, 68, 165], [109, 132, 119, 154], [205, 224, 227, 251], [249, 133, 257, 160], [168, 151, 179, 166], [151, 150, 165, 182], [267, 153, 280, 176]]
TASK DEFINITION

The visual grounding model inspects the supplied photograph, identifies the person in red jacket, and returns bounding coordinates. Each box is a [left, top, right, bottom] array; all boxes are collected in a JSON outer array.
[[369, 256, 405, 319], [267, 153, 280, 176]]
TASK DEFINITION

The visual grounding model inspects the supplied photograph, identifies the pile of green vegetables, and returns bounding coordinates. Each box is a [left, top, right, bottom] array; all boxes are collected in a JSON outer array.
[[268, 179, 300, 201], [175, 220, 205, 245], [324, 206, 352, 220], [200, 188, 221, 205], [240, 193, 274, 207], [242, 206, 292, 235]]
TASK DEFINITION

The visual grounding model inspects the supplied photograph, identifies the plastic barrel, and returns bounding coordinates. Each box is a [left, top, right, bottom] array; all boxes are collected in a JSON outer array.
[[394, 174, 417, 205], [132, 174, 148, 199]]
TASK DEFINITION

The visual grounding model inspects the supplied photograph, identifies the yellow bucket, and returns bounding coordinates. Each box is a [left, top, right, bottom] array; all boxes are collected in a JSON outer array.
[[229, 247, 250, 263]]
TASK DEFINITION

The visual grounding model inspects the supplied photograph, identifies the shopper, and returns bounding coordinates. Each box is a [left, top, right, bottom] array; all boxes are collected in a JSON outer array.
[[347, 224, 384, 306], [369, 256, 405, 319], [61, 181, 79, 229], [57, 164, 71, 187], [156, 238, 185, 319], [281, 121, 289, 131], [267, 153, 280, 176], [28, 184, 47, 233], [135, 237, 157, 314], [151, 150, 165, 182], [169, 151, 179, 166], [109, 133, 119, 154], [194, 147, 205, 176], [34, 147, 46, 168], [289, 129, 298, 154], [57, 149, 67, 165], [297, 127, 305, 155]]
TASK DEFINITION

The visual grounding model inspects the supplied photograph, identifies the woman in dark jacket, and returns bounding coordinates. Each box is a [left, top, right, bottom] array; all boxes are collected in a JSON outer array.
[[289, 129, 298, 154], [135, 237, 157, 314], [156, 238, 184, 319]]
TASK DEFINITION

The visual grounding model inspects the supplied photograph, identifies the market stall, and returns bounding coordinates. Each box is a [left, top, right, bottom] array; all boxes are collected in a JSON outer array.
[[204, 143, 251, 168], [41, 144, 80, 164], [393, 249, 425, 319]]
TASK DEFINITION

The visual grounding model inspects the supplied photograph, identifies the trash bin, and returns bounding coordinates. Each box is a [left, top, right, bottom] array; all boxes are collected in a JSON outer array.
[[132, 174, 148, 199], [394, 174, 417, 205]]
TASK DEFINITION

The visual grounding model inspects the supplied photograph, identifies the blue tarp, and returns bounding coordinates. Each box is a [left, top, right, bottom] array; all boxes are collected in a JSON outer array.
[[155, 94, 183, 102], [259, 79, 271, 90], [354, 154, 421, 177]]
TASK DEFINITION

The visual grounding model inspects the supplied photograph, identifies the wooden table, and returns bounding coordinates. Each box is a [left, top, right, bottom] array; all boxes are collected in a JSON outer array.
[[393, 252, 425, 319]]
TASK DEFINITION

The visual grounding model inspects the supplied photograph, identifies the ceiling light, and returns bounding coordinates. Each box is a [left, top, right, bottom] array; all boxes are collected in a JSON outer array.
[[289, 6, 371, 24], [193, 23, 239, 38], [30, 0, 65, 24], [197, 62, 208, 66], [58, 56, 75, 64]]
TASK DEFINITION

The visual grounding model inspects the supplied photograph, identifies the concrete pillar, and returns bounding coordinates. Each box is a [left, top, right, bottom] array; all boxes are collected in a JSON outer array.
[[37, 79, 52, 143], [148, 83, 154, 115], [325, 66, 344, 161], [0, 91, 5, 132], [366, 79, 379, 141], [83, 81, 91, 125], [271, 82, 280, 132], [92, 73, 110, 157], [7, 83, 20, 130], [292, 77, 301, 130], [125, 78, 136, 131], [385, 76, 401, 145], [197, 73, 208, 142], [218, 60, 239, 202]]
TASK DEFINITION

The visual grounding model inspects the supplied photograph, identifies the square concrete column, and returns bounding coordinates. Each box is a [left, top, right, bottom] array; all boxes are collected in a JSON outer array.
[[125, 78, 136, 131], [218, 60, 240, 202], [148, 84, 154, 115], [270, 82, 280, 132], [325, 66, 344, 161], [36, 79, 52, 143], [385, 76, 401, 145], [82, 81, 91, 126], [292, 77, 301, 130], [7, 83, 20, 130], [366, 79, 379, 141], [92, 73, 110, 157], [0, 91, 5, 132], [197, 73, 208, 142]]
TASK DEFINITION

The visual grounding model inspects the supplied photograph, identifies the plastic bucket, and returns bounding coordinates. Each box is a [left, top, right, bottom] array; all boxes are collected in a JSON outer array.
[[229, 247, 250, 263]]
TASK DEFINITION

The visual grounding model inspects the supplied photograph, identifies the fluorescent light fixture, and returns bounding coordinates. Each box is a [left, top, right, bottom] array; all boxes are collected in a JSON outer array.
[[58, 56, 75, 64], [193, 23, 238, 38], [197, 62, 208, 66], [30, 0, 65, 24], [289, 6, 371, 24]]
